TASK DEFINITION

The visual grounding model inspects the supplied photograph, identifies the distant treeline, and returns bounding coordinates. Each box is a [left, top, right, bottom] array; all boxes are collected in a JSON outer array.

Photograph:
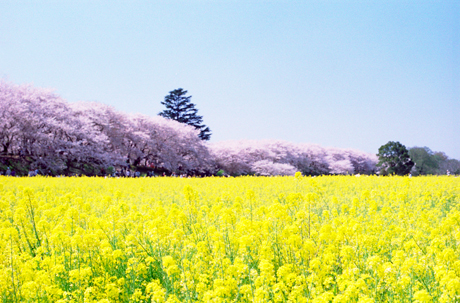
[[0, 80, 456, 176], [408, 147, 460, 176]]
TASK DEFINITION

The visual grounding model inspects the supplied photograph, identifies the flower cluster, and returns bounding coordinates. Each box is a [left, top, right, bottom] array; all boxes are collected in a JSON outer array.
[[0, 175, 459, 302]]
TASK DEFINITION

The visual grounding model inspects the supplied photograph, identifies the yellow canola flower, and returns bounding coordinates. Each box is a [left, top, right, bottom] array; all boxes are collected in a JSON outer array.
[[413, 289, 432, 303], [0, 175, 459, 302]]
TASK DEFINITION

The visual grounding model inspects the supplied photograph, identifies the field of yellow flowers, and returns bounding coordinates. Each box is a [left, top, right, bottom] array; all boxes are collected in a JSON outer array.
[[0, 175, 459, 303]]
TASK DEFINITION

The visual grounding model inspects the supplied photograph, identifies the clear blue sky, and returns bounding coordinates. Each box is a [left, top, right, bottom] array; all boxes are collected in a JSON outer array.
[[1, 1, 459, 158]]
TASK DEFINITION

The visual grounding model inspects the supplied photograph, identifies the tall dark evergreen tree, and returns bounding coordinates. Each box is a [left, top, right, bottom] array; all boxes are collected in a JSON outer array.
[[158, 88, 211, 140]]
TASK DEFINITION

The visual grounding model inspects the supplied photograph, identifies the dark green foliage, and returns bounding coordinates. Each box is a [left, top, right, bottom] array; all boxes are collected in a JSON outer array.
[[409, 147, 439, 176], [376, 141, 414, 176], [0, 155, 31, 176], [159, 88, 211, 140], [106, 166, 115, 175], [408, 149, 460, 175]]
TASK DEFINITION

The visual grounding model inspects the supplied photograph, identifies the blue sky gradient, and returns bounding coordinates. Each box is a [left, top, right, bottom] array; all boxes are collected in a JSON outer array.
[[1, 1, 459, 158]]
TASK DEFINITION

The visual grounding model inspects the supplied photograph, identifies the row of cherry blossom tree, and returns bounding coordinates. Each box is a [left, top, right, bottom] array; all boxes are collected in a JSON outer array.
[[210, 140, 377, 176], [0, 80, 377, 176]]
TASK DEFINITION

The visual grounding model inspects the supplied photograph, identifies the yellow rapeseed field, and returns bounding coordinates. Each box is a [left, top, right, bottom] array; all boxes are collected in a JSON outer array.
[[0, 175, 459, 303]]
